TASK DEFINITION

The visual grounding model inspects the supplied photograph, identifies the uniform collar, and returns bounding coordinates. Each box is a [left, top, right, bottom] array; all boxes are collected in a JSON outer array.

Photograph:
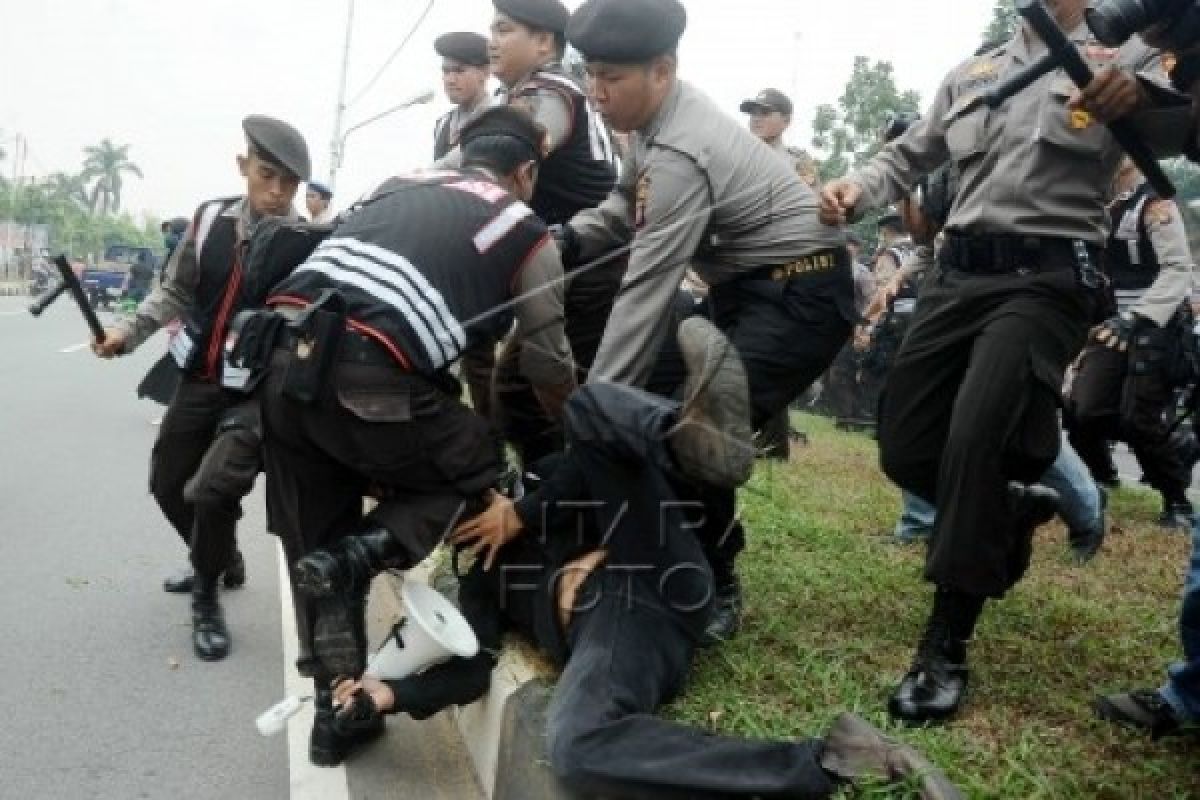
[[1009, 19, 1090, 65], [639, 79, 683, 141], [509, 60, 564, 92]]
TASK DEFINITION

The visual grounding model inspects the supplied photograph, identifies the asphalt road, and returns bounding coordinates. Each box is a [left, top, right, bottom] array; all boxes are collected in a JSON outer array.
[[0, 296, 480, 800]]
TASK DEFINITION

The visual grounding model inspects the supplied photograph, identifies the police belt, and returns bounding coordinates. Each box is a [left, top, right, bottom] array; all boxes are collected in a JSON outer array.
[[747, 247, 850, 283], [276, 325, 400, 368], [941, 233, 1100, 282]]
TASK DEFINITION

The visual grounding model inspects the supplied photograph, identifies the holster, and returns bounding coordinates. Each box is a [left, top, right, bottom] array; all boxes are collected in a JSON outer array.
[[281, 289, 347, 406]]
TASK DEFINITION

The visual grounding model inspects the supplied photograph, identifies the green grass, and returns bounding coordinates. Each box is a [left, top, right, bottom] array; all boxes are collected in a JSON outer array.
[[665, 413, 1198, 799]]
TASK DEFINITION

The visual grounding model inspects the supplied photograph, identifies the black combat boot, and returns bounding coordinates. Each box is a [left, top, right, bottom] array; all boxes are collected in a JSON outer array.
[[888, 588, 984, 725], [295, 528, 403, 600], [191, 574, 230, 661], [309, 684, 385, 767], [702, 574, 743, 647], [164, 550, 247, 593]]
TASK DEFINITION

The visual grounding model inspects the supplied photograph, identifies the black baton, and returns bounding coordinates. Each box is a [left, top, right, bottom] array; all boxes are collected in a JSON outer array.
[[28, 280, 70, 317], [1016, 0, 1176, 199], [53, 255, 107, 343]]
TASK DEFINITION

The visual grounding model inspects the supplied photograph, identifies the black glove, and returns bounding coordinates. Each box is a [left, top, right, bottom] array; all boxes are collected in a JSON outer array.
[[1094, 313, 1142, 352], [549, 223, 581, 270]]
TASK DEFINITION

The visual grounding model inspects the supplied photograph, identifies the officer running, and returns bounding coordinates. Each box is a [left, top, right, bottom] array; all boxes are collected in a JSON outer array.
[[92, 116, 311, 662], [820, 0, 1190, 724]]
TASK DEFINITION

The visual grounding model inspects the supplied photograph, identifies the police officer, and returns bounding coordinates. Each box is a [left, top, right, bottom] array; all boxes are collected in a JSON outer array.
[[482, 0, 622, 467], [92, 115, 311, 661], [249, 107, 575, 766], [305, 180, 335, 224], [872, 209, 913, 287], [820, 0, 1189, 724], [432, 31, 493, 160], [1066, 157, 1197, 528], [740, 87, 821, 187], [562, 0, 856, 643], [741, 86, 820, 457]]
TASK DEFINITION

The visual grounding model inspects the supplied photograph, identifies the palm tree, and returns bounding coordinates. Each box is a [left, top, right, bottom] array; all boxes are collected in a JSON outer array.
[[81, 139, 143, 215]]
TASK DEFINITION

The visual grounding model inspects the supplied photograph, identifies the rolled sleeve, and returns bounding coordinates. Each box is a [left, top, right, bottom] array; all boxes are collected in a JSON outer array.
[[115, 227, 199, 352], [1133, 199, 1194, 327], [512, 238, 576, 387]]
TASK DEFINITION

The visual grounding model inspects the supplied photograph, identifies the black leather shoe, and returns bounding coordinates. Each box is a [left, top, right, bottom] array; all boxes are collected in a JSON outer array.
[[163, 567, 195, 594], [1007, 481, 1059, 534], [295, 529, 401, 600], [701, 576, 743, 647], [888, 638, 968, 726], [1094, 689, 1197, 740], [223, 551, 247, 589], [191, 578, 230, 661], [310, 689, 384, 767]]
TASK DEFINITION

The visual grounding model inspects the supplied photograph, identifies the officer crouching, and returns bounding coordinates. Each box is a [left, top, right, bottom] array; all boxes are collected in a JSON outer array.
[[227, 106, 576, 767]]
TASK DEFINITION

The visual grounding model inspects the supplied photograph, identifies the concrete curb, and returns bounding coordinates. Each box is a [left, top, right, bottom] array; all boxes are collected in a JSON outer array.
[[0, 284, 29, 297], [379, 559, 577, 799]]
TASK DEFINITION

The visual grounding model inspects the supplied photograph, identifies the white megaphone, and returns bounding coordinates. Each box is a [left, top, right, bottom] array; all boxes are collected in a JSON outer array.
[[367, 581, 479, 679]]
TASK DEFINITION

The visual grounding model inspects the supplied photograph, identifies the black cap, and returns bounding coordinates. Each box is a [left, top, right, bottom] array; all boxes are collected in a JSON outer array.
[[739, 88, 793, 116], [307, 180, 333, 199], [459, 106, 548, 161], [435, 31, 490, 66], [568, 0, 687, 63], [242, 115, 311, 181], [493, 0, 569, 33]]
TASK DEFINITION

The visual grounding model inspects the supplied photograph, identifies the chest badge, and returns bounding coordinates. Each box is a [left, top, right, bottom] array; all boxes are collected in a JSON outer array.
[[296, 338, 314, 360], [1069, 109, 1093, 130], [635, 172, 652, 229]]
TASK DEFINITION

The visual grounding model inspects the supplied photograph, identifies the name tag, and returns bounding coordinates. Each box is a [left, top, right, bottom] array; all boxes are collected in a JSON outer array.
[[169, 328, 197, 370], [893, 298, 917, 314]]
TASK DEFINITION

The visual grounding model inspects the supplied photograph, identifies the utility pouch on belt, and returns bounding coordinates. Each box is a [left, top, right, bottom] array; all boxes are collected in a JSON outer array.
[[222, 310, 287, 393], [282, 289, 346, 406]]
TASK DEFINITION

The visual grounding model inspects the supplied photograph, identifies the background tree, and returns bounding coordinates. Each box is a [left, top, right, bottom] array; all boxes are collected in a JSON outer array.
[[810, 57, 921, 250], [983, 0, 1019, 47], [82, 139, 143, 215]]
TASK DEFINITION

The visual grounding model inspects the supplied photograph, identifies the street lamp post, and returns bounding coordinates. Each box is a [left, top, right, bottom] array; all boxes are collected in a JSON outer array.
[[328, 0, 357, 194], [330, 89, 436, 183]]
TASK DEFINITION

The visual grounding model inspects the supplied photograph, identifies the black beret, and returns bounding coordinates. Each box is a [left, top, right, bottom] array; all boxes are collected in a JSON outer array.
[[568, 0, 687, 63], [459, 106, 547, 161], [242, 115, 311, 181], [493, 0, 569, 34], [434, 31, 490, 66]]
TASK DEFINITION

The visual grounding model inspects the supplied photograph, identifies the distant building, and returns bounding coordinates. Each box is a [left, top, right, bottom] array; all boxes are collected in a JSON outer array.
[[0, 220, 50, 280]]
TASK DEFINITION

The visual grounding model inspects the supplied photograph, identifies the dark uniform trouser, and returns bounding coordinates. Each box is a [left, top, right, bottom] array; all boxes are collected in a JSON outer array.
[[494, 257, 626, 466], [545, 385, 838, 800], [1066, 337, 1192, 502], [150, 377, 258, 577], [822, 344, 860, 419], [878, 267, 1091, 598], [259, 349, 497, 672], [647, 268, 855, 582]]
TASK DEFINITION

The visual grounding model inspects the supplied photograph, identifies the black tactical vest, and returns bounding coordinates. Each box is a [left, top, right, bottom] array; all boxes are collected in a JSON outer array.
[[510, 66, 618, 225], [270, 169, 548, 375], [1106, 182, 1160, 292], [184, 197, 242, 380]]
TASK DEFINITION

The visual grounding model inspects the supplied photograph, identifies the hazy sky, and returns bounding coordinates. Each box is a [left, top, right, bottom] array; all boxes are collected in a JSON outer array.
[[0, 0, 997, 220]]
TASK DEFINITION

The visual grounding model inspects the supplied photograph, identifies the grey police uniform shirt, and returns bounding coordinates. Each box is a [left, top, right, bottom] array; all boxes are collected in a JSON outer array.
[[115, 198, 296, 353], [435, 72, 572, 169], [1113, 190, 1195, 326], [433, 92, 496, 164], [848, 24, 1192, 245], [568, 79, 845, 387]]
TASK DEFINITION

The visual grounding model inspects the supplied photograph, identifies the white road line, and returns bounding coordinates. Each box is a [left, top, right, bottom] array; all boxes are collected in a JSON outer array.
[[59, 342, 89, 353], [277, 543, 352, 800]]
